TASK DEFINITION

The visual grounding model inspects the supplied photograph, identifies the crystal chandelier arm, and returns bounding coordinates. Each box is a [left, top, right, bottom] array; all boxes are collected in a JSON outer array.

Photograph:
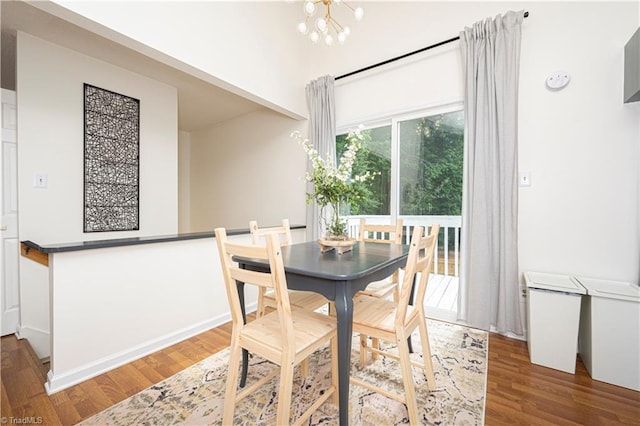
[[341, 0, 364, 21], [328, 16, 344, 33], [340, 0, 354, 12], [325, 1, 333, 24], [304, 0, 324, 16], [298, 0, 362, 44], [297, 15, 311, 34], [324, 1, 346, 33]]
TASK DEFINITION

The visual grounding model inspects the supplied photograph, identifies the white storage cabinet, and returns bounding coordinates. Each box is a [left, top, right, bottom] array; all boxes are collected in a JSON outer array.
[[577, 277, 640, 391], [525, 272, 586, 374]]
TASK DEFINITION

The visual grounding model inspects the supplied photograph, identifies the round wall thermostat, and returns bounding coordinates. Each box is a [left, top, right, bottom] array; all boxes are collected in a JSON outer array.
[[546, 71, 570, 90]]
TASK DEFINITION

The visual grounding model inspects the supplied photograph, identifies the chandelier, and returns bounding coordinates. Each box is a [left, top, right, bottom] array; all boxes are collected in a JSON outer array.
[[297, 0, 364, 45]]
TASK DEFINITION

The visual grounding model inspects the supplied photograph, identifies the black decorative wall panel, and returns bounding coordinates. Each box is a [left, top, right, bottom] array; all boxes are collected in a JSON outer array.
[[84, 84, 140, 232]]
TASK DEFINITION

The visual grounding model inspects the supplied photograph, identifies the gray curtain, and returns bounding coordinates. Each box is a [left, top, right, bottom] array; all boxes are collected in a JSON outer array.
[[458, 10, 524, 335], [305, 75, 336, 240]]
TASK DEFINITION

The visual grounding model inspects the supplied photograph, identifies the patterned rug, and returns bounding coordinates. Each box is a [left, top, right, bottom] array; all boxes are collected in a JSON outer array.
[[80, 319, 487, 425]]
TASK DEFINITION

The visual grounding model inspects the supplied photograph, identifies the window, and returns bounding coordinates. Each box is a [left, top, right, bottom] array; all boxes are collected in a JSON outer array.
[[338, 105, 463, 218], [398, 110, 463, 216], [337, 125, 391, 215]]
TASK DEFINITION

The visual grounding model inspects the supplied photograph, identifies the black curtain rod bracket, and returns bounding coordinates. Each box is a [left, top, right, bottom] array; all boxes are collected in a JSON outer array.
[[336, 11, 529, 81]]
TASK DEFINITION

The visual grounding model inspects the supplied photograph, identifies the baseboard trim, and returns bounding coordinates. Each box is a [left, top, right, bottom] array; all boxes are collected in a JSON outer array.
[[44, 304, 254, 395], [16, 325, 51, 360], [426, 307, 528, 341], [489, 326, 527, 341]]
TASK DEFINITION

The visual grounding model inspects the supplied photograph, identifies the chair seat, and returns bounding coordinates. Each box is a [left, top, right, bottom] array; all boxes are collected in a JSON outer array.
[[357, 278, 398, 299], [216, 227, 338, 426], [349, 225, 439, 425], [352, 294, 419, 334], [242, 306, 337, 364], [263, 289, 328, 312]]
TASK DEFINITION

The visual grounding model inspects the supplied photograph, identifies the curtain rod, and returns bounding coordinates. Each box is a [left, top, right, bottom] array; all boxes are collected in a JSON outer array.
[[335, 11, 529, 81]]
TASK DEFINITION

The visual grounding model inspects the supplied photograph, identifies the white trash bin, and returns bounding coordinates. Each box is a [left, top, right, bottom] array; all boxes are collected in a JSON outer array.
[[524, 272, 586, 374], [576, 277, 640, 391]]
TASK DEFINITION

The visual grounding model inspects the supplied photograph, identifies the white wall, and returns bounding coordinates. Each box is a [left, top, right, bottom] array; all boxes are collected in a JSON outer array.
[[17, 32, 179, 244], [637, 3, 640, 282], [12, 2, 639, 364], [47, 238, 221, 393], [189, 109, 308, 231], [178, 130, 191, 232], [45, 234, 236, 393], [17, 32, 179, 357], [516, 2, 639, 285], [44, 226, 306, 393], [43, 0, 310, 120], [320, 2, 639, 285], [30, 2, 639, 284]]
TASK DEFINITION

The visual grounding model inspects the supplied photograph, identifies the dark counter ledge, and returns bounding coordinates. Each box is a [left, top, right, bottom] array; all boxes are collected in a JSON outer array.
[[22, 225, 306, 254]]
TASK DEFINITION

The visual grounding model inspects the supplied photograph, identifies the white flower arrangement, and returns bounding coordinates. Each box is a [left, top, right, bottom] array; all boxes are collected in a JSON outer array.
[[292, 127, 375, 237]]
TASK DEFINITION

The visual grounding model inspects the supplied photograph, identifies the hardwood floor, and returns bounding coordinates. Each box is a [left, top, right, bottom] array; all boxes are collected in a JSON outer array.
[[2, 322, 639, 425], [486, 333, 639, 425]]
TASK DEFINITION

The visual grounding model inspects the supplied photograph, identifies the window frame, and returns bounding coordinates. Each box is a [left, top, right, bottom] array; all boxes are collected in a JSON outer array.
[[337, 101, 464, 221]]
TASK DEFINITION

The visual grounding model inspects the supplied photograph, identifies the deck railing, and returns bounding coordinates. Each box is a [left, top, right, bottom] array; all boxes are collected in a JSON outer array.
[[346, 215, 462, 277]]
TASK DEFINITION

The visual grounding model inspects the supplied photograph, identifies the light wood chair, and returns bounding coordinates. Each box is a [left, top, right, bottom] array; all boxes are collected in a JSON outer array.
[[215, 227, 338, 426], [357, 218, 404, 357], [249, 219, 329, 318], [351, 224, 440, 425], [357, 217, 404, 301]]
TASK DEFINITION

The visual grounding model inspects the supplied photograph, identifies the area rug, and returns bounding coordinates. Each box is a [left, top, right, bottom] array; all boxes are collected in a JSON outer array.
[[79, 319, 487, 425]]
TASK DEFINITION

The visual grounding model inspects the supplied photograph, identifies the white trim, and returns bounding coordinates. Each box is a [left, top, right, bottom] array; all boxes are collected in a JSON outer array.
[[44, 303, 255, 395], [14, 323, 23, 339], [390, 117, 399, 219], [15, 325, 50, 360], [489, 325, 526, 342]]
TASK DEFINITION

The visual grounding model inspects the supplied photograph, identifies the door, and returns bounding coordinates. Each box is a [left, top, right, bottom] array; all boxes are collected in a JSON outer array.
[[1, 88, 19, 336], [337, 106, 464, 323]]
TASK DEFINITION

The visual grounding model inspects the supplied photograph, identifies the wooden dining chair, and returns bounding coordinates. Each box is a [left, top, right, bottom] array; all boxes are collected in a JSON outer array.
[[357, 217, 404, 301], [215, 227, 338, 425], [351, 224, 440, 425], [356, 218, 404, 357], [249, 219, 329, 318]]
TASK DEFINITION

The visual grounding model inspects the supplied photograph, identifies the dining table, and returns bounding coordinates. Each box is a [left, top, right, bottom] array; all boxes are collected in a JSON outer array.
[[235, 240, 410, 426]]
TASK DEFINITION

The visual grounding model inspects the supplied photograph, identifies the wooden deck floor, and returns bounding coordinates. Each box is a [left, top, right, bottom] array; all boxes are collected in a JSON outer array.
[[424, 273, 459, 322]]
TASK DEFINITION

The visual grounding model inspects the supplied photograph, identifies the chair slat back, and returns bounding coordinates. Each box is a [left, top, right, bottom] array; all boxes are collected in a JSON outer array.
[[357, 218, 403, 244], [215, 227, 294, 339], [228, 267, 274, 290], [396, 224, 439, 324], [250, 219, 293, 246]]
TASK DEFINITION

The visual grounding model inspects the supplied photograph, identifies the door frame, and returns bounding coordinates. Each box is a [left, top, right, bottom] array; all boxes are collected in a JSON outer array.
[[2, 88, 20, 336]]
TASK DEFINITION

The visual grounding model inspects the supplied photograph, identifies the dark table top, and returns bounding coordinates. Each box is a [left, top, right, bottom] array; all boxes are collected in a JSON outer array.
[[240, 241, 410, 281]]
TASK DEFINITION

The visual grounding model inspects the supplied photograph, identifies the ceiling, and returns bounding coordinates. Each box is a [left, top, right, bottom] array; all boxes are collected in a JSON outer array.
[[0, 0, 267, 132]]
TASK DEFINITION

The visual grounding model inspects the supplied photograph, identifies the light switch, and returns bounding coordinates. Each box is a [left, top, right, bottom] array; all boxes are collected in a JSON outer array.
[[34, 173, 48, 188], [519, 171, 531, 187]]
